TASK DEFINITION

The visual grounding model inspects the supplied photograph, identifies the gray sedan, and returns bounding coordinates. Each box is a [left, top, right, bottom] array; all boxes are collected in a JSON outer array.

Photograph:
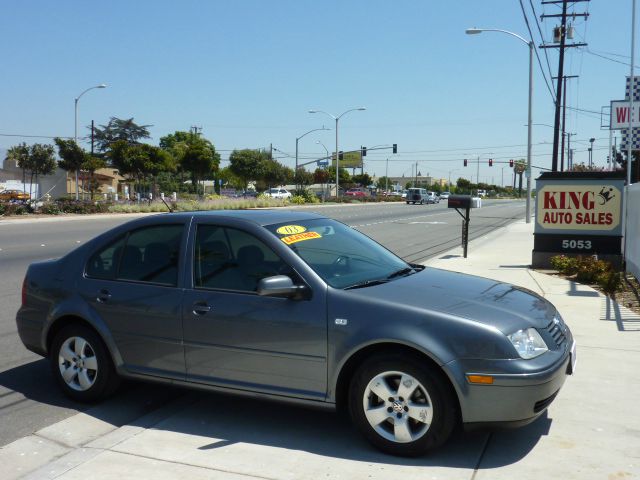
[[16, 210, 575, 456]]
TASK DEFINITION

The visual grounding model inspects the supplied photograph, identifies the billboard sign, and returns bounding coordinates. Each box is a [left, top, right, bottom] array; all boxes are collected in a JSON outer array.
[[332, 151, 362, 169], [610, 100, 640, 129]]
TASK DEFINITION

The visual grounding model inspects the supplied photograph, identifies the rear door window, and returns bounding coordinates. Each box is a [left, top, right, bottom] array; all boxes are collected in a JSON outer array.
[[86, 224, 184, 286]]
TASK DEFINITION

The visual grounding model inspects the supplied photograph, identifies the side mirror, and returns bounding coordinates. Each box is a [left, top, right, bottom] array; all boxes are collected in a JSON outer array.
[[257, 275, 306, 299]]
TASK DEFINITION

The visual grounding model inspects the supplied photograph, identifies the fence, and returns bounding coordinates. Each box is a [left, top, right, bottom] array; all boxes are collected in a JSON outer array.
[[626, 184, 640, 280]]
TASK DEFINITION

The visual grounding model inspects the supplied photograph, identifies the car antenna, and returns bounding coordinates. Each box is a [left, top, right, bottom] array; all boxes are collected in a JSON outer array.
[[160, 196, 174, 213]]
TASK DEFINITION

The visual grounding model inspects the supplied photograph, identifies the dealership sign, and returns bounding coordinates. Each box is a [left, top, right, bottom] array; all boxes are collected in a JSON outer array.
[[536, 183, 622, 233], [610, 100, 640, 129], [532, 173, 625, 268]]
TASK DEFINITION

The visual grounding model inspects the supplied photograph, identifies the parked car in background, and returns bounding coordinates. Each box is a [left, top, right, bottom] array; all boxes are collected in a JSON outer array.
[[264, 188, 292, 199], [439, 191, 451, 200], [406, 188, 427, 204], [477, 189, 487, 198], [400, 190, 408, 199], [425, 191, 440, 204], [345, 188, 368, 197], [0, 189, 30, 202], [16, 210, 575, 457]]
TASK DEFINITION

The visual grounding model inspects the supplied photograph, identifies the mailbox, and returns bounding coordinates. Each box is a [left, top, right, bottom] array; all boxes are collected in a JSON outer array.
[[448, 195, 472, 209], [447, 195, 480, 258], [448, 195, 481, 209]]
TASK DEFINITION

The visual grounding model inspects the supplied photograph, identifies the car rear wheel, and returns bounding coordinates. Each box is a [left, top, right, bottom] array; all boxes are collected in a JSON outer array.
[[349, 355, 456, 456], [50, 324, 120, 402]]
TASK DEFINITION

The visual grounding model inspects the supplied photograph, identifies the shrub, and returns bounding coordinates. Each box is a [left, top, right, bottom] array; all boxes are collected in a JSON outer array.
[[0, 202, 32, 216], [551, 254, 621, 293], [575, 257, 610, 283], [291, 195, 306, 205], [39, 203, 62, 215], [597, 270, 622, 294], [550, 255, 578, 274]]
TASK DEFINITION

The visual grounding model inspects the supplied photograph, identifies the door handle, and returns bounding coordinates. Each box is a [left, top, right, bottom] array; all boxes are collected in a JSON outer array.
[[192, 302, 211, 315], [96, 289, 112, 303]]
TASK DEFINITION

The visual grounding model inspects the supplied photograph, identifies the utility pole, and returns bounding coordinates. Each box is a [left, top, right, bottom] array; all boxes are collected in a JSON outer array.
[[553, 74, 579, 171], [385, 158, 389, 192], [541, 0, 589, 171], [566, 132, 576, 170]]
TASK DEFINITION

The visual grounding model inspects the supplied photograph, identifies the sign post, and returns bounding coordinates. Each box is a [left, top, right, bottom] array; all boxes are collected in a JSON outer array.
[[532, 171, 626, 268]]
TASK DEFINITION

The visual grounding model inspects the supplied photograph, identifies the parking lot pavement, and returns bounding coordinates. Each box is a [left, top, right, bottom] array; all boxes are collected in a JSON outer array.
[[2, 220, 639, 480]]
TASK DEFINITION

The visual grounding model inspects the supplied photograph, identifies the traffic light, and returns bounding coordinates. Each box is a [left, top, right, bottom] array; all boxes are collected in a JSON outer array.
[[361, 146, 367, 156], [392, 143, 397, 154], [489, 158, 493, 167], [509, 159, 514, 167], [464, 159, 468, 167]]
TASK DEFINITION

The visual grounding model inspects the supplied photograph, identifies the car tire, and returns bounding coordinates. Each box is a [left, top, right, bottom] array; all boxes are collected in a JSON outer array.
[[50, 324, 120, 402], [406, 201, 409, 204], [349, 354, 457, 456]]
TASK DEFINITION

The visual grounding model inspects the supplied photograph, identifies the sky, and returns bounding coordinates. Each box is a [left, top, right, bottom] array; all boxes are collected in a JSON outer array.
[[0, 0, 635, 186]]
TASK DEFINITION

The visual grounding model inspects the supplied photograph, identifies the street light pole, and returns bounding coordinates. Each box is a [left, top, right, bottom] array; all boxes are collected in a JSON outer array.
[[589, 137, 595, 167], [309, 107, 366, 197], [295, 126, 330, 171], [316, 140, 329, 200], [74, 84, 107, 200], [466, 28, 533, 223]]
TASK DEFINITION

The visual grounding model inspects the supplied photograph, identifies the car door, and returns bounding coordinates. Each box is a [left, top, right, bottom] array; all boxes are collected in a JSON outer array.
[[78, 221, 188, 379], [182, 220, 328, 401]]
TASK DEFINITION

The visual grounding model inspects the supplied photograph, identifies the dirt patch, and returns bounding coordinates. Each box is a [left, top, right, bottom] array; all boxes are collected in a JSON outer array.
[[611, 273, 640, 315]]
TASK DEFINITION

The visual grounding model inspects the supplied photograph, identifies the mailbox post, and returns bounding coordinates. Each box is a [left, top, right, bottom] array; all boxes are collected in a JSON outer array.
[[448, 195, 481, 258]]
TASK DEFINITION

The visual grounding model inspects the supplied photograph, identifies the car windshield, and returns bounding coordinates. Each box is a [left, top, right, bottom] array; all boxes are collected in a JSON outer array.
[[265, 218, 411, 289]]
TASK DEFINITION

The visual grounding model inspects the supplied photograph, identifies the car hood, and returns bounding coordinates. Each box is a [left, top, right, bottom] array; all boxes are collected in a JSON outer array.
[[350, 267, 555, 334]]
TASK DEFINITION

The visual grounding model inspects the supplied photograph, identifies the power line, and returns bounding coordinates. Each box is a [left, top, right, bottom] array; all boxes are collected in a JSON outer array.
[[527, 0, 557, 99], [0, 133, 72, 139]]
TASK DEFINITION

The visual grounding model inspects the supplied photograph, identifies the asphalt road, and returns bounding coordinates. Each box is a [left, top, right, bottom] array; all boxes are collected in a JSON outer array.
[[0, 199, 525, 446]]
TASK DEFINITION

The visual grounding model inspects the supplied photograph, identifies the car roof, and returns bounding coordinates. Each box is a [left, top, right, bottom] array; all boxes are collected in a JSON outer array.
[[139, 209, 326, 227]]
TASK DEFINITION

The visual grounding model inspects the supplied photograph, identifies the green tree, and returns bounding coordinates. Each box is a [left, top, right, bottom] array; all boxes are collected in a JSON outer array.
[[160, 131, 221, 193], [313, 168, 330, 185], [375, 176, 391, 190], [293, 168, 313, 187], [5, 143, 30, 188], [218, 166, 245, 191], [229, 149, 268, 189], [456, 177, 471, 192], [181, 141, 219, 195], [107, 141, 177, 198], [259, 159, 292, 191], [54, 138, 86, 199], [93, 117, 152, 152], [351, 173, 372, 187], [82, 155, 107, 199], [28, 144, 57, 199], [326, 166, 351, 186]]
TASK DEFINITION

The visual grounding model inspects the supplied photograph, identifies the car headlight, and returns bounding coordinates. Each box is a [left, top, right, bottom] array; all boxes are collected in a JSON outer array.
[[507, 328, 548, 359]]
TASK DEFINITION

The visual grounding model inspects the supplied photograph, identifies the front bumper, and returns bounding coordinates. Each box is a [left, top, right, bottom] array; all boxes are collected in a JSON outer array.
[[446, 340, 575, 425]]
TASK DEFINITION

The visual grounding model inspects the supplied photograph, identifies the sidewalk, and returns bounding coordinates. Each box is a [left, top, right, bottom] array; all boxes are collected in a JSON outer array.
[[2, 220, 639, 480]]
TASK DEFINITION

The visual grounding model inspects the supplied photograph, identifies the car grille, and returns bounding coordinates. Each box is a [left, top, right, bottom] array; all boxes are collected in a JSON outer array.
[[545, 318, 567, 348], [534, 390, 559, 413]]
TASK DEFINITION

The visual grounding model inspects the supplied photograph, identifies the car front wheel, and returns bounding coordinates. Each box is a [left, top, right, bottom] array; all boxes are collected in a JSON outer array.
[[50, 324, 120, 402], [349, 355, 456, 456]]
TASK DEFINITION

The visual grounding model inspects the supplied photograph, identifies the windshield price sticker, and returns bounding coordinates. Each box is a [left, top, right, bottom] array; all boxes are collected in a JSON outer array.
[[281, 231, 321, 245], [276, 225, 307, 235]]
